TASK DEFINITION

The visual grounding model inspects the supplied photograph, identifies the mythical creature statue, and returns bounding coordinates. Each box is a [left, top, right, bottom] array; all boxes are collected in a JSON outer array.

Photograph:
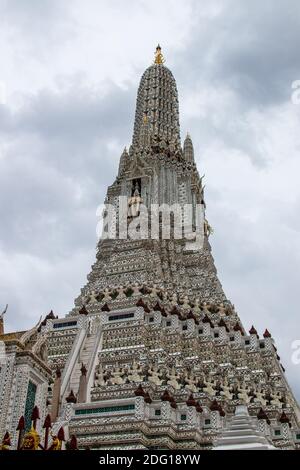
[[21, 427, 40, 450], [0, 304, 8, 319]]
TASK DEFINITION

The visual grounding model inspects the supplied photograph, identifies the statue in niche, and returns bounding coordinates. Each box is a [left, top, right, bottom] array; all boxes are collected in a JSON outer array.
[[128, 181, 143, 218], [88, 291, 98, 305]]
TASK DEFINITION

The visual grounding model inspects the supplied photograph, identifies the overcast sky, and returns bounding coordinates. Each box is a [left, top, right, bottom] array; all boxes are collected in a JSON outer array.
[[0, 0, 299, 400]]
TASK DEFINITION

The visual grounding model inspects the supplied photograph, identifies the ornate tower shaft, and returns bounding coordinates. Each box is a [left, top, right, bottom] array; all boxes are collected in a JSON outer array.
[[132, 45, 181, 149], [72, 46, 226, 303]]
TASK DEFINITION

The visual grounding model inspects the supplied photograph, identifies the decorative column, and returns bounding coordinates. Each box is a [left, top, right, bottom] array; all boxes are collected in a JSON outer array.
[[160, 390, 173, 422], [202, 315, 211, 337], [249, 325, 259, 350], [263, 329, 273, 351], [257, 408, 271, 436], [161, 401, 171, 421], [134, 396, 145, 420], [218, 319, 227, 340], [170, 307, 180, 329], [77, 364, 87, 403], [279, 411, 291, 440], [51, 368, 62, 421], [186, 394, 197, 426], [210, 400, 223, 430], [186, 318, 196, 333], [233, 322, 243, 345]]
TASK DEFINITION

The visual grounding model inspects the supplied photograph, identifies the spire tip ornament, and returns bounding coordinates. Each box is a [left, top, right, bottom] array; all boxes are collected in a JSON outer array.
[[154, 44, 165, 64]]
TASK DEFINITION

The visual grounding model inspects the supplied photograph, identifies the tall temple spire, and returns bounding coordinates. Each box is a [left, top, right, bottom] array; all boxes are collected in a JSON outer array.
[[79, 47, 225, 300], [183, 133, 195, 163], [117, 147, 129, 177], [132, 45, 180, 148]]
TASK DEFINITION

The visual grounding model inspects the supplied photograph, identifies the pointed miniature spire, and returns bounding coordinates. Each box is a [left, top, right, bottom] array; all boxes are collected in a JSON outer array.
[[42, 414, 51, 430], [210, 399, 221, 412], [233, 322, 244, 335], [136, 297, 145, 308], [263, 328, 271, 338], [161, 389, 172, 402], [69, 435, 78, 450], [153, 302, 167, 316], [66, 390, 77, 404], [186, 393, 197, 407], [134, 384, 146, 397], [1, 431, 11, 449], [101, 303, 110, 312], [249, 325, 258, 335], [170, 305, 180, 316], [279, 411, 290, 424], [257, 408, 270, 424], [154, 44, 165, 64], [47, 310, 55, 319], [41, 309, 56, 327], [202, 314, 214, 327], [153, 301, 162, 312], [136, 298, 150, 313], [79, 305, 88, 316], [118, 147, 129, 176], [183, 133, 195, 163], [57, 427, 65, 442], [16, 416, 25, 431], [186, 310, 198, 323]]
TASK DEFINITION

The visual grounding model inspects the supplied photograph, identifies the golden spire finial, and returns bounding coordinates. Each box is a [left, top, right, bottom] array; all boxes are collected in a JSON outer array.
[[154, 44, 165, 64]]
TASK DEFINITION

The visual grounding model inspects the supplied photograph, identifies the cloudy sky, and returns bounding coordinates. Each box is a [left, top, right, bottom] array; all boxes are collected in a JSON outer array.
[[0, 0, 299, 400]]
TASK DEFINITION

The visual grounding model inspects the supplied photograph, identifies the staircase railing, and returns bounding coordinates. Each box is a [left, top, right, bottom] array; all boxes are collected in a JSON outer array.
[[60, 327, 87, 399], [86, 326, 103, 402]]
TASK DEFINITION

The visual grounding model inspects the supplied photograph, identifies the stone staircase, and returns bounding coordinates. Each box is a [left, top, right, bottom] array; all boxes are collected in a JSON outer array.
[[69, 332, 97, 397]]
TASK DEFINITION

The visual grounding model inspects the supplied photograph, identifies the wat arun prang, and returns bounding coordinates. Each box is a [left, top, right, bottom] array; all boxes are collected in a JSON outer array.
[[0, 46, 299, 450]]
